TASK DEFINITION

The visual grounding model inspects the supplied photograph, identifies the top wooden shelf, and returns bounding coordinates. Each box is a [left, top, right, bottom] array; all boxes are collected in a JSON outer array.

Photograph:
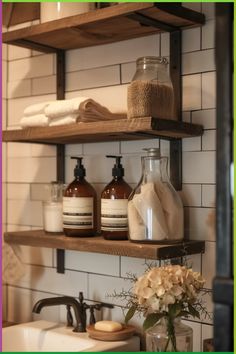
[[2, 117, 203, 145], [2, 3, 205, 53]]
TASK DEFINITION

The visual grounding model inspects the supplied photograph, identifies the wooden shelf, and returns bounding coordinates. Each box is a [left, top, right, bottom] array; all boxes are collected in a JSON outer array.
[[4, 230, 205, 260], [2, 3, 205, 53], [2, 117, 203, 145]]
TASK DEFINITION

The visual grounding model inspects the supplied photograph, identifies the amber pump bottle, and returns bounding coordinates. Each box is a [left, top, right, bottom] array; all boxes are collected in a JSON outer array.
[[63, 157, 97, 237], [101, 155, 132, 240]]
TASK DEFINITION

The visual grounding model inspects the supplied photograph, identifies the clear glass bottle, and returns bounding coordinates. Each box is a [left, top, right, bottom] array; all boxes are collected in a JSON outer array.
[[127, 56, 176, 120], [146, 317, 193, 352], [128, 148, 183, 243]]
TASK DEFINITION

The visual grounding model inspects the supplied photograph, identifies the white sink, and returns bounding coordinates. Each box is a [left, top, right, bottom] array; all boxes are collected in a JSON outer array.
[[2, 320, 140, 352]]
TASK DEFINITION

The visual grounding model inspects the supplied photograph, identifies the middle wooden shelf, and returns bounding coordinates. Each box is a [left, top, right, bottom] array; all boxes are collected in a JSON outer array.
[[2, 117, 203, 145]]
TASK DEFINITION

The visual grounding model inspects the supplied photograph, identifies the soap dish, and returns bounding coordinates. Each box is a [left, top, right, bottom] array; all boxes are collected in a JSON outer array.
[[86, 324, 136, 341]]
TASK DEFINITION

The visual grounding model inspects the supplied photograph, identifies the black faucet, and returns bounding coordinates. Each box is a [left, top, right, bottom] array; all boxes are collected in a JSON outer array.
[[32, 292, 87, 332]]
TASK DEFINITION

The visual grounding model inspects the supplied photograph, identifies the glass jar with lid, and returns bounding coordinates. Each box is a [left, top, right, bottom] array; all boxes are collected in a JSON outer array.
[[127, 56, 176, 120], [128, 148, 183, 243]]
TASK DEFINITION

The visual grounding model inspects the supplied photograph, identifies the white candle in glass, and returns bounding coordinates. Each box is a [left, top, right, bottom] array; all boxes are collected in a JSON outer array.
[[43, 201, 63, 233]]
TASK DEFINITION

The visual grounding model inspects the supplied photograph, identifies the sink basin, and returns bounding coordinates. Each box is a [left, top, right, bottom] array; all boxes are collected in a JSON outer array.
[[2, 320, 140, 352]]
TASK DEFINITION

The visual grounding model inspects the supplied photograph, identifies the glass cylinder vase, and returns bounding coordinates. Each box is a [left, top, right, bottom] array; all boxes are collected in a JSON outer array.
[[146, 317, 193, 352]]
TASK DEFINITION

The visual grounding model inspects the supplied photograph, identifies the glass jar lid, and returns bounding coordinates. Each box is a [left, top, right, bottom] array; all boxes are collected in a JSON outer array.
[[143, 148, 161, 158], [136, 56, 168, 66]]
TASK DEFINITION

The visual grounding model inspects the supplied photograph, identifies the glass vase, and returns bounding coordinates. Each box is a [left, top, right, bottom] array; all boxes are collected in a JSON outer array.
[[146, 317, 193, 352]]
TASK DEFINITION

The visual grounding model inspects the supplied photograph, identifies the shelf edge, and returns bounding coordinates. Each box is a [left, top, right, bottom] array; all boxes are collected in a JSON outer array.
[[4, 230, 205, 260]]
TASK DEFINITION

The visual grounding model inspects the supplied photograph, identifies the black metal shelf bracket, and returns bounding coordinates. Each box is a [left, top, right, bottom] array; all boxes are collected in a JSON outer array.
[[127, 12, 178, 32], [56, 50, 66, 274], [170, 30, 182, 191]]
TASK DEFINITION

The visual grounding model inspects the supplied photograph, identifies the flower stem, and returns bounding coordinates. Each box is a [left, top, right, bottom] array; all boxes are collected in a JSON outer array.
[[167, 317, 177, 352], [164, 335, 171, 352]]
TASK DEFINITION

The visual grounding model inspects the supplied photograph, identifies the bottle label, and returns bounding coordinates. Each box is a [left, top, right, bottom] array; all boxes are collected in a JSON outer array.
[[63, 197, 93, 229], [101, 199, 128, 232]]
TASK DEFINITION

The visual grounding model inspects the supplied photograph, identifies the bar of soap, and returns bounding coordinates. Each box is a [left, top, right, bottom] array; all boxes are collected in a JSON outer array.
[[94, 320, 123, 332]]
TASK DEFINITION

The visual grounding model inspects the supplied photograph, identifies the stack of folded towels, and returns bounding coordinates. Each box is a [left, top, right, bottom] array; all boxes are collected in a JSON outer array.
[[20, 97, 126, 128]]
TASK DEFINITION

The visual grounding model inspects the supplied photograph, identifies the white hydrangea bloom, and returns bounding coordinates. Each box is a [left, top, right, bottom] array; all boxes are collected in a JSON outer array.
[[133, 265, 205, 314]]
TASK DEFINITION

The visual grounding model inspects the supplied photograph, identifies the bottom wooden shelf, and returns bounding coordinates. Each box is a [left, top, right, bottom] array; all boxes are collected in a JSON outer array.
[[4, 230, 205, 260]]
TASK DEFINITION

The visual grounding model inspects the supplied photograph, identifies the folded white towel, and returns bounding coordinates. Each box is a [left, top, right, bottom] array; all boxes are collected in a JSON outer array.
[[79, 99, 126, 122], [23, 101, 53, 117], [20, 114, 49, 128], [49, 114, 78, 126], [22, 97, 127, 128], [45, 97, 89, 118]]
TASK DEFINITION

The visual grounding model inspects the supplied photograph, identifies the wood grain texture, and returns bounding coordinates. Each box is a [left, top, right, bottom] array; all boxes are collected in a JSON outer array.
[[2, 3, 40, 27], [4, 230, 205, 260], [2, 3, 205, 52], [2, 118, 203, 145]]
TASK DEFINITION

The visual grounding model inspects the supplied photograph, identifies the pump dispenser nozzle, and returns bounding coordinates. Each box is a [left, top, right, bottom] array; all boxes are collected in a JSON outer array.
[[71, 156, 86, 177], [106, 155, 124, 178]]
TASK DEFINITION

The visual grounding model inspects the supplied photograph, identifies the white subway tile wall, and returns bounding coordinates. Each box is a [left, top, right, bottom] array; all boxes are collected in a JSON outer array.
[[182, 136, 201, 152], [202, 71, 216, 109], [202, 20, 215, 49], [8, 54, 54, 82], [8, 79, 31, 99], [63, 251, 120, 277], [192, 109, 216, 129], [202, 184, 215, 207], [32, 75, 56, 96], [2, 43, 8, 61], [183, 74, 201, 111], [2, 99, 7, 130], [3, 4, 216, 350], [183, 151, 216, 184], [8, 44, 31, 61], [18, 246, 54, 267], [7, 183, 31, 200], [182, 27, 201, 53], [179, 184, 202, 207], [2, 183, 7, 225], [66, 65, 120, 92], [66, 34, 160, 72], [7, 157, 56, 183], [2, 60, 7, 99], [202, 129, 216, 151], [2, 285, 7, 321], [182, 49, 215, 75]]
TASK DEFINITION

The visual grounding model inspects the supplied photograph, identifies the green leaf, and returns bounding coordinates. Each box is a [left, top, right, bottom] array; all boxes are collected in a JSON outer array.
[[125, 305, 136, 324], [143, 313, 164, 331], [188, 304, 200, 319], [169, 303, 182, 318]]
